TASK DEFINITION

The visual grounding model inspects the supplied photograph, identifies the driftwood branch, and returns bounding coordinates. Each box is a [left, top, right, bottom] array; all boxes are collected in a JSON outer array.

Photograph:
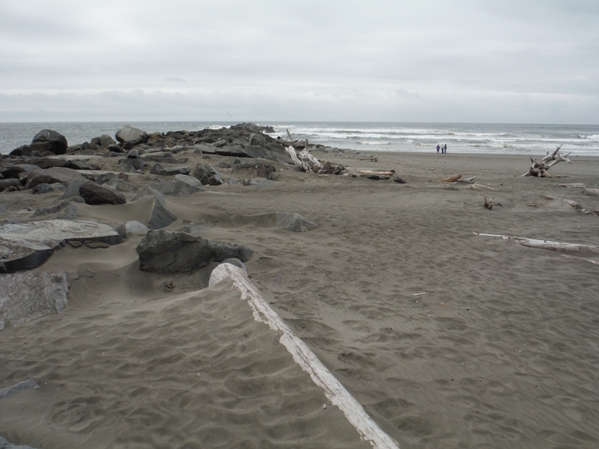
[[474, 232, 599, 253], [543, 195, 597, 215], [483, 197, 502, 210], [285, 145, 346, 175], [439, 174, 462, 183], [523, 145, 572, 177], [584, 187, 599, 196]]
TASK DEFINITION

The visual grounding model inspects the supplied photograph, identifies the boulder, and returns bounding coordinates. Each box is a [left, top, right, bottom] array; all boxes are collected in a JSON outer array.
[[9, 145, 32, 157], [65, 159, 97, 170], [24, 167, 84, 190], [90, 134, 116, 149], [0, 219, 122, 273], [192, 164, 224, 186], [115, 126, 149, 147], [31, 183, 54, 194], [0, 272, 69, 330], [79, 182, 127, 205], [0, 164, 39, 179], [29, 129, 68, 155], [133, 187, 179, 229], [60, 179, 88, 200], [118, 157, 145, 172], [150, 163, 190, 176], [231, 160, 276, 180], [0, 179, 22, 192], [32, 200, 81, 220], [116, 220, 149, 239], [150, 179, 200, 198], [174, 174, 202, 187], [29, 157, 67, 169], [136, 230, 253, 273]]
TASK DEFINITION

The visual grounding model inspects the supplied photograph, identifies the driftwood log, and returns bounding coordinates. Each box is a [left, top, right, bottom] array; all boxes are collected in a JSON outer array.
[[523, 145, 571, 177], [474, 232, 599, 253]]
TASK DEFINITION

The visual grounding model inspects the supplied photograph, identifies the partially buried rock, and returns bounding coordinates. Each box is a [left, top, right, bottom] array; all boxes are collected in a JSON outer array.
[[116, 220, 149, 239], [231, 160, 276, 180], [0, 179, 22, 192], [275, 212, 318, 232], [24, 167, 84, 190], [150, 163, 190, 176], [0, 271, 69, 330], [136, 230, 252, 273], [133, 186, 178, 229], [0, 436, 40, 449], [29, 129, 68, 155], [79, 182, 126, 205], [0, 219, 122, 273], [192, 163, 224, 185]]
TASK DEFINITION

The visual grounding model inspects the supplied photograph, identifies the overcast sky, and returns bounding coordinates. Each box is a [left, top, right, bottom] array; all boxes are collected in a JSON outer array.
[[1, 0, 598, 123]]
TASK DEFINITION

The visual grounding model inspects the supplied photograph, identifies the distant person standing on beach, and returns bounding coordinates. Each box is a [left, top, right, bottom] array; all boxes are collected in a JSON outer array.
[[443, 143, 447, 154], [436, 143, 440, 153]]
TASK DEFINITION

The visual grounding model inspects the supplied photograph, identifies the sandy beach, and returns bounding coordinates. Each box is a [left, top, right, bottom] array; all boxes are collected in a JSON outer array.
[[1, 144, 599, 448]]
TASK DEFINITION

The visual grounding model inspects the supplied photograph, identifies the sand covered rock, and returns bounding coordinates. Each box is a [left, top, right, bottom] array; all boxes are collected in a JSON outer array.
[[0, 271, 69, 329], [150, 163, 190, 176], [275, 212, 318, 232], [231, 159, 276, 180], [0, 219, 122, 272], [192, 163, 224, 185], [136, 230, 253, 273], [116, 220, 149, 239]]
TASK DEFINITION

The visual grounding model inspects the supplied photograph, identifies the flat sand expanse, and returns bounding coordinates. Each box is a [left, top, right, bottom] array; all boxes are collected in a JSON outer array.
[[1, 151, 599, 448]]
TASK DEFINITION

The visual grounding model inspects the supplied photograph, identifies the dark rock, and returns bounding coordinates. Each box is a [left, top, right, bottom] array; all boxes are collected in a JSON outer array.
[[216, 161, 232, 169], [0, 219, 122, 273], [150, 179, 200, 198], [393, 177, 407, 184], [115, 126, 149, 147], [192, 164, 224, 185], [127, 149, 139, 158], [9, 145, 32, 157], [60, 179, 88, 200], [136, 230, 252, 273], [106, 144, 124, 153], [230, 122, 275, 133], [24, 167, 84, 190], [90, 134, 116, 149], [0, 179, 22, 192], [0, 164, 39, 179], [30, 129, 68, 155], [0, 272, 69, 329], [79, 182, 126, 205], [150, 163, 190, 176], [0, 379, 40, 400]]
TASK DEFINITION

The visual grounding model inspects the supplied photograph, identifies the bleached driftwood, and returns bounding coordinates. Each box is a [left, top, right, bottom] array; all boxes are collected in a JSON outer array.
[[284, 141, 346, 175], [483, 197, 502, 210], [456, 177, 476, 184], [439, 174, 462, 183], [584, 187, 599, 196], [358, 170, 396, 176], [523, 145, 572, 177], [209, 263, 400, 449], [474, 232, 599, 253], [561, 254, 599, 266], [543, 195, 596, 215]]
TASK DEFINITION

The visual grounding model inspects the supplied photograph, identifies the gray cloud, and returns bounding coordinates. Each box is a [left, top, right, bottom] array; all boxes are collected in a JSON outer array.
[[1, 0, 597, 123]]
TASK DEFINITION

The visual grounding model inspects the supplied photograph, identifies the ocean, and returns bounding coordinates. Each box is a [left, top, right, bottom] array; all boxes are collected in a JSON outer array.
[[1, 121, 598, 157]]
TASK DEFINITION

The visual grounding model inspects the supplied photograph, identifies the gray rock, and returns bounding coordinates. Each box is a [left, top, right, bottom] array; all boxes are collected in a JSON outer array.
[[150, 163, 190, 176], [32, 200, 81, 220], [0, 435, 39, 449], [29, 157, 67, 169], [118, 157, 145, 172], [90, 134, 116, 149], [79, 182, 127, 205], [9, 145, 32, 157], [174, 174, 202, 187], [0, 164, 39, 179], [178, 223, 209, 234], [231, 160, 276, 180], [115, 126, 149, 146], [133, 187, 179, 229], [0, 220, 122, 273], [116, 220, 149, 239], [65, 159, 96, 170], [192, 164, 224, 186], [29, 129, 68, 155], [275, 212, 318, 232], [0, 271, 69, 329], [60, 179, 88, 200], [31, 183, 53, 194], [0, 179, 22, 192], [136, 230, 252, 273], [0, 379, 40, 401], [24, 167, 84, 190], [216, 160, 232, 168], [150, 179, 200, 198], [127, 149, 139, 158]]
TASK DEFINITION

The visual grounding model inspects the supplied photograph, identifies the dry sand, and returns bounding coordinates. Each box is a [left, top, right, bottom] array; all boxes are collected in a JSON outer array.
[[1, 150, 599, 448]]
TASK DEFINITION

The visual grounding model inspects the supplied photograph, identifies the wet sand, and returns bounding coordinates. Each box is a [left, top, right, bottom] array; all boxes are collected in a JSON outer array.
[[1, 150, 599, 448]]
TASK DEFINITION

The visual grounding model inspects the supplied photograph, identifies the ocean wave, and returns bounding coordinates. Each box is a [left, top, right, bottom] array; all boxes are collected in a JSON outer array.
[[357, 141, 391, 145], [585, 134, 599, 141]]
